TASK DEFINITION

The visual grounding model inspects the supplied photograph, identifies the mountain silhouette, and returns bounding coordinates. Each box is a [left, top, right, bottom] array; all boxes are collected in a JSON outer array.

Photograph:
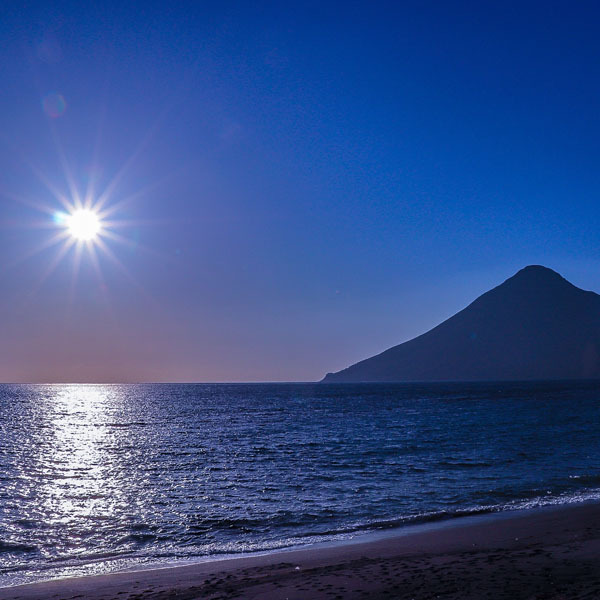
[[322, 265, 600, 382]]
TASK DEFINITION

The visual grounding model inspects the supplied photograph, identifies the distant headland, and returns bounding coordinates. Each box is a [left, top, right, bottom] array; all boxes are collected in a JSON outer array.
[[322, 265, 600, 382]]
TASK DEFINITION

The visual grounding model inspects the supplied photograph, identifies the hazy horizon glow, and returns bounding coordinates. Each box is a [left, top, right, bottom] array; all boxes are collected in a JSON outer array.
[[1, 2, 600, 382]]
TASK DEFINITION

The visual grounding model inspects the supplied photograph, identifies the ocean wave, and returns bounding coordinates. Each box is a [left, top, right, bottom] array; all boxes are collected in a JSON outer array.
[[0, 541, 38, 554], [437, 459, 494, 468], [285, 486, 600, 541]]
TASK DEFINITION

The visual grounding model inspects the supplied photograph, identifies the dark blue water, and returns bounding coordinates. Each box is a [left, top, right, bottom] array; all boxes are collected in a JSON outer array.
[[1, 382, 600, 585]]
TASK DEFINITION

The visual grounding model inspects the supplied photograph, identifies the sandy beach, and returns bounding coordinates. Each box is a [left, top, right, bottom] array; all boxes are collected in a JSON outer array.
[[2, 501, 600, 600]]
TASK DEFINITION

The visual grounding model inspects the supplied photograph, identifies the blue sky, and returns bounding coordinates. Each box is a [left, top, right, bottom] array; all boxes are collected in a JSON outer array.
[[1, 1, 600, 381]]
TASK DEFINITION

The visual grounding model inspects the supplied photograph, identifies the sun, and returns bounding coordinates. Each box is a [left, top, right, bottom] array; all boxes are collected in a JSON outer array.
[[66, 209, 101, 241]]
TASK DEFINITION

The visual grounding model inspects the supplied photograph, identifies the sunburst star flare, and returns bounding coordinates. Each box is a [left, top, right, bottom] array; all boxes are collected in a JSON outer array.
[[65, 208, 101, 241]]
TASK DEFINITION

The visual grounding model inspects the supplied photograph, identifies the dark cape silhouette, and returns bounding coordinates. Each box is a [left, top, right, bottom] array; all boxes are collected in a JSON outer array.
[[322, 265, 600, 382]]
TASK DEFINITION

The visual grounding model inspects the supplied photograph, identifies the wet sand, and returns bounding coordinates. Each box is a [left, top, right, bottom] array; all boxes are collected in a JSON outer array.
[[3, 501, 600, 599]]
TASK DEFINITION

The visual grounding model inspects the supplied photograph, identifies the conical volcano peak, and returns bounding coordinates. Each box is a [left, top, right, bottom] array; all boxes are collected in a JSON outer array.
[[513, 265, 566, 281], [504, 265, 571, 290], [322, 265, 600, 382]]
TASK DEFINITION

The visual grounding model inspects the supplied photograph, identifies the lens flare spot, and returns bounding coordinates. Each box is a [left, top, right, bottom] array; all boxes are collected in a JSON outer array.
[[53, 211, 68, 225], [42, 93, 66, 118]]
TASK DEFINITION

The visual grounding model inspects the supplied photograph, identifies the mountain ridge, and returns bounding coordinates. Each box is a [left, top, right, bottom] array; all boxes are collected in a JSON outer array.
[[321, 265, 600, 382]]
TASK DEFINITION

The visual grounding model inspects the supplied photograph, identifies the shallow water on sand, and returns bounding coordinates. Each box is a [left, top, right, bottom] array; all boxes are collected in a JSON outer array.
[[1, 381, 600, 585]]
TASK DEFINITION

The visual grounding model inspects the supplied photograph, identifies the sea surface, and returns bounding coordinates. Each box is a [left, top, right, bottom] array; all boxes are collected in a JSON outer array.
[[1, 382, 600, 586]]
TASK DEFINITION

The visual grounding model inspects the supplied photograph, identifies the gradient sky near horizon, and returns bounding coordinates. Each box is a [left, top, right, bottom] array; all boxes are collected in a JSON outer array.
[[2, 1, 600, 382]]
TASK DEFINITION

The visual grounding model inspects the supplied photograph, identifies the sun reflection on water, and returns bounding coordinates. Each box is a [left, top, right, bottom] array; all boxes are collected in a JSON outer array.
[[42, 386, 113, 522], [30, 385, 137, 562]]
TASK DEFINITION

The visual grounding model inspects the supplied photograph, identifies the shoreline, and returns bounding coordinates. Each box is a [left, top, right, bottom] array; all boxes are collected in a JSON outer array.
[[0, 500, 583, 588], [4, 500, 600, 599], [7, 492, 600, 589]]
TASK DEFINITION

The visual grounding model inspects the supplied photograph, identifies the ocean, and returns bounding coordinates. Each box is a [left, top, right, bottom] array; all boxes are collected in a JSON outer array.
[[1, 381, 600, 586]]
